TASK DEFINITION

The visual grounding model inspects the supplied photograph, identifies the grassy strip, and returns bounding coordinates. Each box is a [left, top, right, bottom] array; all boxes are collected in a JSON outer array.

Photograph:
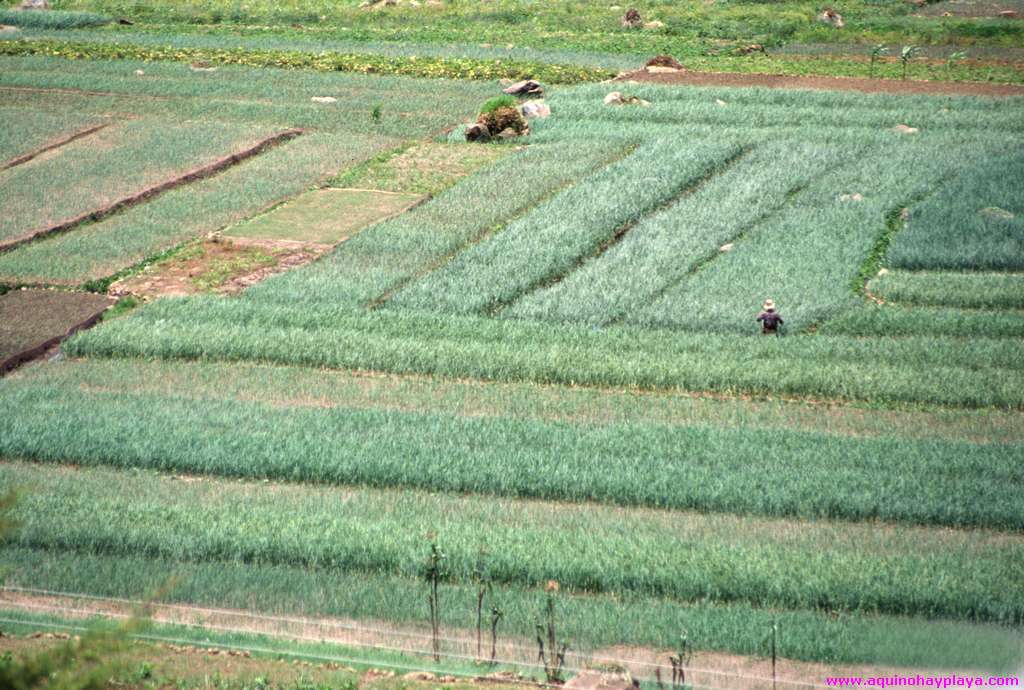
[[821, 304, 1024, 339], [2, 548, 1020, 670], [1, 378, 1022, 528], [868, 271, 1024, 310], [0, 117, 276, 244], [18, 357, 1024, 444], [0, 607, 491, 684], [65, 299, 1024, 409], [0, 38, 614, 83], [389, 139, 748, 315], [246, 141, 630, 309], [4, 462, 1023, 624], [0, 131, 390, 283], [885, 151, 1024, 272]]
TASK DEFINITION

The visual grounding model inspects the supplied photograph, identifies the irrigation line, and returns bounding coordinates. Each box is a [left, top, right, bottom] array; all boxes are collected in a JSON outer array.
[[0, 614, 808, 690], [0, 587, 828, 689]]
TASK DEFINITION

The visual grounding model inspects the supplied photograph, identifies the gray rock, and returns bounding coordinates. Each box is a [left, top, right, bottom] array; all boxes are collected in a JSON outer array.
[[18, 0, 49, 9], [504, 79, 543, 96], [979, 206, 1015, 221], [520, 100, 551, 118]]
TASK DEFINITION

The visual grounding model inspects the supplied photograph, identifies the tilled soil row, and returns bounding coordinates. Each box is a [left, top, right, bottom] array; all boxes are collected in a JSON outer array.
[[618, 68, 1024, 97]]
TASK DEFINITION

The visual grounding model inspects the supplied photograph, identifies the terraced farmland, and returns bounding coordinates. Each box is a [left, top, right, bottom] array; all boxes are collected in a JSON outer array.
[[0, 43, 1022, 687]]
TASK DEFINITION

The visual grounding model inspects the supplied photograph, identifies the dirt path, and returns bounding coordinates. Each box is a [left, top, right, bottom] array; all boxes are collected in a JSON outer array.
[[0, 590, 958, 690], [618, 68, 1024, 97]]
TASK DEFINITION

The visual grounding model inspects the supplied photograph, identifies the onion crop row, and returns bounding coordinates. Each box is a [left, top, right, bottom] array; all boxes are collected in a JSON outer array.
[[505, 139, 841, 325], [886, 150, 1024, 272], [821, 304, 1024, 338], [6, 548, 1020, 670], [0, 55, 495, 139], [539, 84, 1024, 135], [67, 298, 1024, 409], [2, 380, 1022, 529], [868, 270, 1024, 310], [0, 131, 389, 284], [388, 138, 748, 315], [632, 135, 1002, 333], [0, 117, 274, 244], [4, 462, 1022, 623], [247, 141, 630, 309]]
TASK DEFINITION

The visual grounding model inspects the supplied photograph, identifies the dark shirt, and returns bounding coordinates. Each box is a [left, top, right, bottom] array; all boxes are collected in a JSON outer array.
[[757, 311, 783, 331]]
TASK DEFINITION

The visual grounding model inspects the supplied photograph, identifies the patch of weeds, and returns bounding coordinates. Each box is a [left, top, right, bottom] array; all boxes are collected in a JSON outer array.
[[102, 296, 141, 321], [189, 247, 279, 291]]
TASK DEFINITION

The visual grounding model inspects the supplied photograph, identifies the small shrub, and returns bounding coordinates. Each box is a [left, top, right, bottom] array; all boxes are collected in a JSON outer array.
[[479, 95, 518, 115]]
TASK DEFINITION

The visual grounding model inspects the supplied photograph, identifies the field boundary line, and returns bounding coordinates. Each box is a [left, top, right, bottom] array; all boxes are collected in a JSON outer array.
[[0, 123, 111, 172], [0, 591, 831, 689], [0, 128, 304, 255], [493, 144, 755, 318]]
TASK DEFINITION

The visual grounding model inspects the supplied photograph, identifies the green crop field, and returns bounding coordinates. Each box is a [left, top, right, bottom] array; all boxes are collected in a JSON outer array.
[[1, 5, 1023, 686]]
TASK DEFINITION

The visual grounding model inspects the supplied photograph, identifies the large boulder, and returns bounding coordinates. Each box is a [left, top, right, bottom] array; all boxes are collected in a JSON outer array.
[[18, 0, 49, 9]]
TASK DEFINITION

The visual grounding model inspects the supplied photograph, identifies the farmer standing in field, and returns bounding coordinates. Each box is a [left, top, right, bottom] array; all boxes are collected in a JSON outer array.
[[756, 299, 783, 336]]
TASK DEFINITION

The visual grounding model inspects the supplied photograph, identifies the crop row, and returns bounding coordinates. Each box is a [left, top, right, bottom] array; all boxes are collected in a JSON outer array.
[[5, 548, 1019, 670], [0, 55, 493, 139], [0, 117, 274, 244], [537, 84, 1024, 136], [821, 304, 1024, 338], [388, 138, 749, 315], [630, 135, 1009, 333], [70, 288, 1024, 407], [0, 130, 389, 284], [868, 270, 1024, 310], [504, 139, 842, 325], [33, 358, 1024, 444], [886, 150, 1024, 272], [0, 106, 106, 164], [0, 38, 614, 84], [247, 141, 630, 309], [5, 462, 1023, 622], [3, 376, 1022, 528]]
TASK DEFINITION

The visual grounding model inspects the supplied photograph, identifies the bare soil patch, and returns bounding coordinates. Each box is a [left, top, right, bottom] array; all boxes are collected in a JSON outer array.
[[0, 591, 949, 690], [0, 289, 112, 374], [109, 237, 330, 300], [618, 67, 1024, 97]]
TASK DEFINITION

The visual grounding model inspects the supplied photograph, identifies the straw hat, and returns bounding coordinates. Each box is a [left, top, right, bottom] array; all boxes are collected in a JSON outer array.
[[762, 299, 776, 311]]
